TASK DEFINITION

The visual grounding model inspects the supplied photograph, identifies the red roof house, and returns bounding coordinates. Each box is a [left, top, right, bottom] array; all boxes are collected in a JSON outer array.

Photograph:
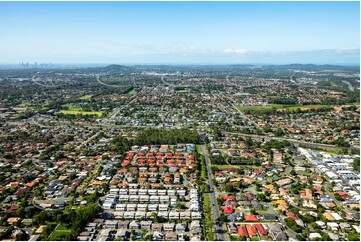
[[246, 224, 257, 237], [237, 225, 249, 238], [255, 224, 268, 236], [286, 211, 299, 220], [245, 214, 259, 222], [223, 206, 234, 214]]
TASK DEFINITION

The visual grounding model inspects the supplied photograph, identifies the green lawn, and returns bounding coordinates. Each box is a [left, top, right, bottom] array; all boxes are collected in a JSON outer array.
[[60, 110, 103, 117], [56, 224, 69, 230], [59, 105, 103, 117], [127, 89, 138, 94], [176, 90, 189, 93], [79, 95, 92, 100], [284, 104, 332, 111], [202, 193, 216, 241], [211, 164, 236, 169], [315, 149, 342, 155], [61, 104, 73, 108], [237, 104, 334, 112], [211, 164, 261, 169], [48, 230, 71, 241], [196, 145, 203, 154], [48, 224, 71, 241], [237, 104, 285, 111], [17, 102, 31, 107], [62, 106, 82, 111]]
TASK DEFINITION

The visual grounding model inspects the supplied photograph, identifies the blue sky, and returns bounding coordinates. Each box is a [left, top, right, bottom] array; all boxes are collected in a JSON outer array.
[[0, 1, 359, 64]]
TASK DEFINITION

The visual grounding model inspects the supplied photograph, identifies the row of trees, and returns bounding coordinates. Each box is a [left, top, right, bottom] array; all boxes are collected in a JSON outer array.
[[135, 128, 198, 145]]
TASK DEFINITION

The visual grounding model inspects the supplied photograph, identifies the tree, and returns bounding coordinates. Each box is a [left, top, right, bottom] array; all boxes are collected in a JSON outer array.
[[154, 216, 166, 223], [296, 234, 306, 241], [240, 236, 247, 241], [144, 235, 152, 241], [321, 232, 330, 241], [219, 214, 228, 222], [274, 128, 284, 137], [352, 157, 360, 172], [224, 184, 234, 193], [334, 193, 343, 201], [285, 218, 301, 233], [175, 202, 186, 209], [211, 166, 218, 174], [348, 232, 360, 241], [256, 193, 267, 202], [15, 231, 28, 241]]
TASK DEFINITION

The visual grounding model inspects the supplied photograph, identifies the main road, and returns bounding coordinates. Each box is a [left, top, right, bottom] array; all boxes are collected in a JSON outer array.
[[200, 144, 227, 241], [223, 132, 354, 151]]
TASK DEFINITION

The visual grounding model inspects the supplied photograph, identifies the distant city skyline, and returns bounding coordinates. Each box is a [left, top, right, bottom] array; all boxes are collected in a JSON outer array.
[[0, 1, 359, 64]]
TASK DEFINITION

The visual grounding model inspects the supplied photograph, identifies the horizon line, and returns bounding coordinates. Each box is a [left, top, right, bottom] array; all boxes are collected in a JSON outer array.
[[0, 62, 360, 67]]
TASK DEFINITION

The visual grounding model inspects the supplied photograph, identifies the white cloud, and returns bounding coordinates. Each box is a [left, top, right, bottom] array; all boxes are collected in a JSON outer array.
[[165, 45, 216, 54], [224, 48, 249, 55], [335, 48, 359, 54]]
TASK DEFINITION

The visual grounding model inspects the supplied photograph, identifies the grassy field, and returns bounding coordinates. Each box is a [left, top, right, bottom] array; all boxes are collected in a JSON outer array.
[[48, 230, 71, 241], [17, 102, 31, 107], [200, 158, 207, 180], [56, 224, 69, 230], [202, 193, 216, 241], [196, 145, 203, 154], [176, 90, 189, 93], [285, 104, 333, 111], [48, 224, 71, 241], [60, 110, 103, 117], [127, 89, 138, 94], [237, 104, 284, 111], [315, 149, 343, 155], [212, 164, 261, 169], [79, 95, 92, 100], [237, 104, 333, 112], [59, 105, 103, 117], [211, 164, 236, 169]]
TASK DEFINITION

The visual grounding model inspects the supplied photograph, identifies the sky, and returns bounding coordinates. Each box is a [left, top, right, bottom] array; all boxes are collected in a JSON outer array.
[[0, 1, 359, 65]]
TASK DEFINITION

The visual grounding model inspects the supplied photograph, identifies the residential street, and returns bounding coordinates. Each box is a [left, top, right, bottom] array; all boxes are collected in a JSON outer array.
[[201, 144, 227, 241]]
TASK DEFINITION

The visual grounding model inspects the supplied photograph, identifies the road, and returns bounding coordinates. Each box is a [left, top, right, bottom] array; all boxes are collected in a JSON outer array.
[[223, 132, 353, 151], [324, 182, 354, 214], [342, 80, 354, 91], [95, 74, 124, 88], [265, 203, 298, 240], [31, 72, 59, 88], [201, 144, 227, 241], [214, 80, 261, 130], [160, 75, 176, 87]]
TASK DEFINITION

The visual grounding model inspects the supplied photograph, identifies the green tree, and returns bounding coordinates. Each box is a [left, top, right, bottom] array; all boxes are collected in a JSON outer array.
[[256, 193, 267, 202], [224, 184, 234, 193], [352, 157, 360, 172], [348, 232, 360, 241]]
